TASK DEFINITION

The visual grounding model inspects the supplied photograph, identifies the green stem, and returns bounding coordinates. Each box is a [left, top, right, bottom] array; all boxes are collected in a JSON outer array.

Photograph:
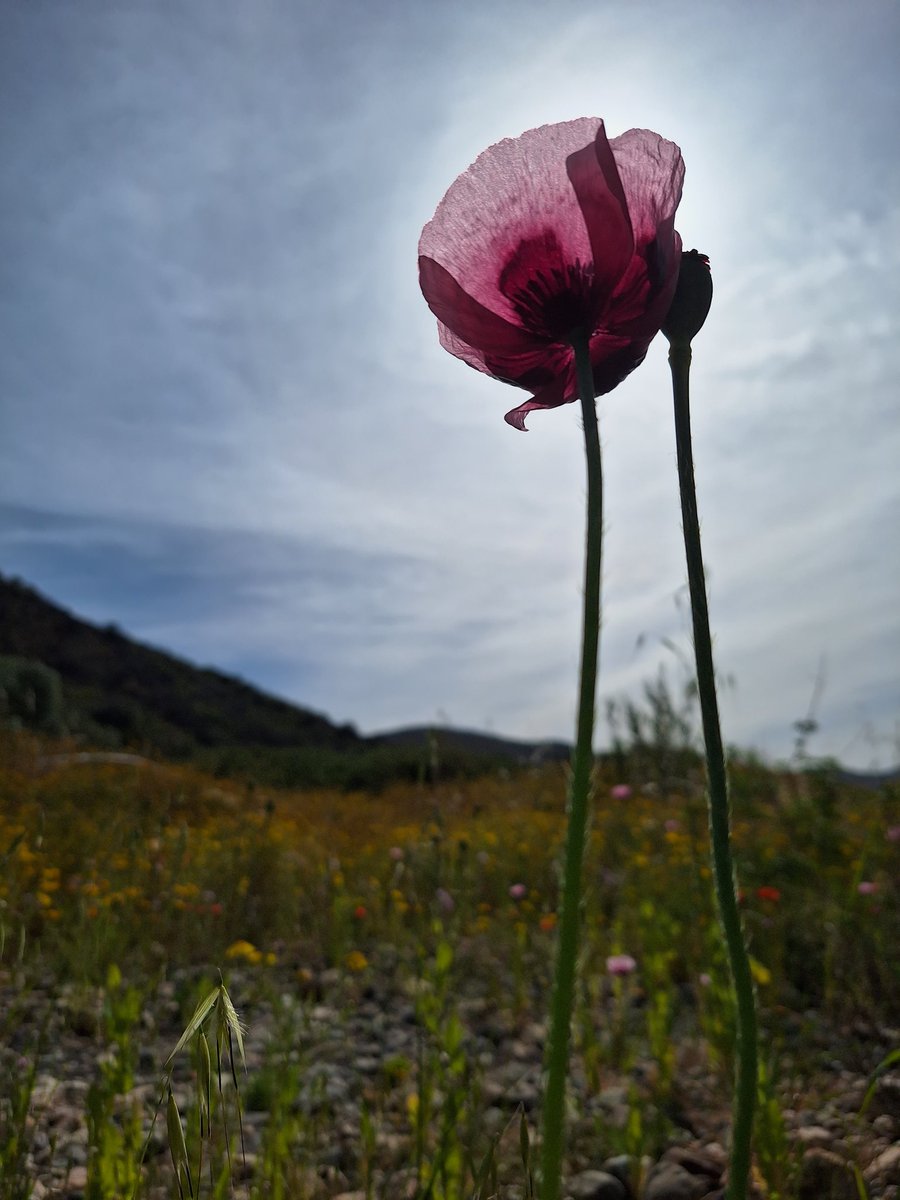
[[539, 330, 603, 1200], [668, 341, 758, 1200]]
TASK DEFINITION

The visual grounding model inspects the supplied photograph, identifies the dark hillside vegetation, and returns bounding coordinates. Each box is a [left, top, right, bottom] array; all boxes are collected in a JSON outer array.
[[0, 575, 530, 788]]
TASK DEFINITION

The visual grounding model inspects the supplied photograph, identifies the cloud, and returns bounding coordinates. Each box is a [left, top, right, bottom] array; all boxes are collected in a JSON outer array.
[[1, 0, 897, 769]]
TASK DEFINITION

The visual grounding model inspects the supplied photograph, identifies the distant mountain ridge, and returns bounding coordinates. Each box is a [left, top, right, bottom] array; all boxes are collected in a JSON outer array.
[[3, 574, 895, 788], [0, 574, 566, 772], [375, 725, 571, 765]]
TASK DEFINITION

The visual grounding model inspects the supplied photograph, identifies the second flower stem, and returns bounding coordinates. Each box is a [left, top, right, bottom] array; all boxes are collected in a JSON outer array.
[[539, 329, 603, 1200], [669, 341, 758, 1200]]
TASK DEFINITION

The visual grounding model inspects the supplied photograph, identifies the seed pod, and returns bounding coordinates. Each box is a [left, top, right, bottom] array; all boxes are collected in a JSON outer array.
[[662, 249, 713, 346]]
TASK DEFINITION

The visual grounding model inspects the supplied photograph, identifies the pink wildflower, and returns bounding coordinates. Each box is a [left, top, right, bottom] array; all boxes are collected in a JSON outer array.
[[606, 953, 637, 977]]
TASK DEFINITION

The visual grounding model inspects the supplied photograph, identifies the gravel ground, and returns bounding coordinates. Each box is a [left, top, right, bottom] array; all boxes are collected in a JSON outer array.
[[3, 965, 899, 1200]]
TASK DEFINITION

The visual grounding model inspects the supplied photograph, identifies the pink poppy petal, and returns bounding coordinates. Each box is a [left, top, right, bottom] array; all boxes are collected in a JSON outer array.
[[608, 225, 683, 337], [438, 328, 568, 390], [504, 373, 571, 431], [483, 343, 573, 392], [609, 129, 684, 254], [419, 118, 608, 328], [565, 126, 634, 310], [589, 334, 652, 397], [419, 257, 539, 355]]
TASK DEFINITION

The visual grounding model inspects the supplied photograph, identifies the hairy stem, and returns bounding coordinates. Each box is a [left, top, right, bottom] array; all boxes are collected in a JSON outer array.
[[669, 341, 758, 1200], [539, 330, 603, 1200]]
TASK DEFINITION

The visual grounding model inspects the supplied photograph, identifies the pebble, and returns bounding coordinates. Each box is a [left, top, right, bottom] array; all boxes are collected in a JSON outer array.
[[643, 1162, 708, 1200], [797, 1148, 858, 1200], [866, 1144, 900, 1186], [64, 1164, 88, 1195], [872, 1113, 896, 1137], [600, 1154, 635, 1190], [795, 1123, 834, 1148], [3, 970, 896, 1199], [871, 1075, 900, 1120], [566, 1169, 627, 1200]]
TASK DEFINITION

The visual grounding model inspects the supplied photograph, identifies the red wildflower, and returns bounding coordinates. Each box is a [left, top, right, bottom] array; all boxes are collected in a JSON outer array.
[[756, 886, 781, 903], [419, 118, 684, 429], [353, 905, 368, 920]]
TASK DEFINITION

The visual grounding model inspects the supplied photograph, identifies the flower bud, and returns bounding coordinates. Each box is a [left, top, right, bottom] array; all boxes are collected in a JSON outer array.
[[662, 249, 712, 345]]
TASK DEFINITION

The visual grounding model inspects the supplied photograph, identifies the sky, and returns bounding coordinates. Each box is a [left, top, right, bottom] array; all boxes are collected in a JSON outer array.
[[1, 0, 898, 770]]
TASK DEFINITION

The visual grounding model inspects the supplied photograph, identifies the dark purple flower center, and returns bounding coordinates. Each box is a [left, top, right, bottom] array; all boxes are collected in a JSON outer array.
[[498, 229, 595, 342]]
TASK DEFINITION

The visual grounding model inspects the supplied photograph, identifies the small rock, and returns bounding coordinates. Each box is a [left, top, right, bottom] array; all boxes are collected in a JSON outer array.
[[643, 1162, 707, 1200], [566, 1169, 627, 1200], [701, 1142, 727, 1168], [797, 1149, 857, 1200], [64, 1165, 88, 1196], [482, 1064, 541, 1111], [597, 1085, 628, 1110], [509, 1039, 534, 1062], [600, 1154, 634, 1190], [869, 1075, 900, 1120], [866, 1145, 900, 1186], [663, 1145, 723, 1180], [835, 1085, 866, 1112], [795, 1124, 834, 1148], [353, 1055, 381, 1074]]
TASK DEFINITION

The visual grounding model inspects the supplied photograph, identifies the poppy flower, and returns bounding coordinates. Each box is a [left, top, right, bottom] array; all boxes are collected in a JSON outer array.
[[418, 118, 684, 429], [756, 886, 782, 903]]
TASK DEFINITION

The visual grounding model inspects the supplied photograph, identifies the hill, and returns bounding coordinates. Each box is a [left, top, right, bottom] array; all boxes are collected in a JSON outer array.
[[0, 573, 360, 760], [0, 574, 549, 788], [375, 724, 570, 765]]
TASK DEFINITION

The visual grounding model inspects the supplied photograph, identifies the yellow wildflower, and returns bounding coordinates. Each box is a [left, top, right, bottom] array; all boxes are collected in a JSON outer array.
[[225, 940, 262, 964]]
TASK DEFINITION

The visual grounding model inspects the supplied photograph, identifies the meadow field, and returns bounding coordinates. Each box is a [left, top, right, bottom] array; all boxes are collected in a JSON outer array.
[[1, 728, 898, 1200]]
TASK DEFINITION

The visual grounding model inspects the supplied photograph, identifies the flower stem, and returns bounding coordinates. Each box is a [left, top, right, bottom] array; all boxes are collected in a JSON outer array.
[[539, 330, 603, 1200], [668, 341, 758, 1200]]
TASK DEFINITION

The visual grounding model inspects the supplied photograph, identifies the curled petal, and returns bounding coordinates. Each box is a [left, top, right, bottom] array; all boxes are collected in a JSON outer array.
[[565, 127, 634, 311], [504, 373, 571, 431], [419, 257, 540, 356]]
